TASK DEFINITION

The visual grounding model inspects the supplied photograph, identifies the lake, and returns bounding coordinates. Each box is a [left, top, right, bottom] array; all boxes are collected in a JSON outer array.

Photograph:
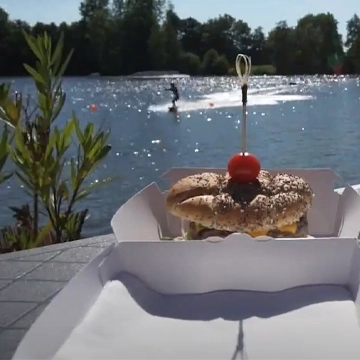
[[0, 75, 359, 237]]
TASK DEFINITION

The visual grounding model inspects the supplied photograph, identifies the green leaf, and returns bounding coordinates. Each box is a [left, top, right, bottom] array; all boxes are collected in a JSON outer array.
[[0, 96, 21, 127], [57, 180, 69, 201], [15, 171, 34, 191], [84, 123, 94, 140], [37, 35, 48, 68], [70, 159, 77, 189], [97, 144, 112, 161], [73, 114, 84, 143], [62, 119, 75, 144], [34, 221, 53, 247], [56, 49, 74, 79], [36, 60, 50, 91], [51, 93, 65, 122], [23, 31, 43, 60], [44, 131, 57, 159], [0, 118, 11, 129], [0, 83, 11, 100], [23, 64, 46, 86], [0, 172, 12, 183], [75, 177, 113, 202], [51, 32, 64, 69], [0, 152, 9, 171], [87, 133, 109, 160], [13, 128, 31, 163], [0, 125, 9, 162]]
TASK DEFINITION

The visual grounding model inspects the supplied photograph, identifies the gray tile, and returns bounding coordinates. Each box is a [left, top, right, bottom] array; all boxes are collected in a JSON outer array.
[[0, 280, 10, 290], [10, 303, 48, 329], [0, 261, 41, 280], [0, 329, 27, 360], [23, 262, 85, 281], [67, 235, 115, 249], [14, 251, 61, 262], [53, 246, 104, 263], [89, 240, 115, 248], [0, 234, 116, 261], [0, 247, 55, 261], [0, 302, 36, 327], [74, 234, 115, 247], [0, 280, 64, 302]]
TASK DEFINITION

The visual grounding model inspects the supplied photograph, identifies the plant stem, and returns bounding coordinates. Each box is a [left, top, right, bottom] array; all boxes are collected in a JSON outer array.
[[50, 185, 62, 243], [66, 184, 82, 218], [33, 192, 38, 241], [44, 205, 61, 243]]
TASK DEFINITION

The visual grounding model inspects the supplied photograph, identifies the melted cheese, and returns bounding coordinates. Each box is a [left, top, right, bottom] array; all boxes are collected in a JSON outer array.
[[278, 223, 297, 234], [247, 229, 268, 237], [194, 222, 298, 238], [247, 223, 297, 238]]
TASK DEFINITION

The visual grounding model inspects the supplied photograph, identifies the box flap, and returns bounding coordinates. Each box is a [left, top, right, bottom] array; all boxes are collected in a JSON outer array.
[[163, 168, 339, 236], [335, 185, 360, 238], [113, 236, 358, 295], [111, 183, 168, 241]]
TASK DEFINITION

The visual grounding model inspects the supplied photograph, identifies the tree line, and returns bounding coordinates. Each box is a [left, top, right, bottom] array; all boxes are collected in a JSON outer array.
[[1, 0, 360, 76]]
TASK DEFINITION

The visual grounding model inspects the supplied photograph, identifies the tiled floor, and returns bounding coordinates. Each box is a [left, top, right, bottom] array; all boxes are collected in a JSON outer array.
[[0, 234, 116, 360]]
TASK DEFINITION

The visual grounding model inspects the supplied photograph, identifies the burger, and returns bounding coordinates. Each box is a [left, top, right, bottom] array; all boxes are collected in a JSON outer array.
[[166, 170, 314, 240]]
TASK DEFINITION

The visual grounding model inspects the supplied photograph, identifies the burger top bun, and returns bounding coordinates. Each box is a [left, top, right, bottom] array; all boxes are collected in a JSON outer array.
[[166, 170, 313, 233]]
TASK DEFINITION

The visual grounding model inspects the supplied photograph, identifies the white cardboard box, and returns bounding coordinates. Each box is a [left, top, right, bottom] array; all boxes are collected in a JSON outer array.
[[13, 238, 360, 359], [12, 168, 360, 359]]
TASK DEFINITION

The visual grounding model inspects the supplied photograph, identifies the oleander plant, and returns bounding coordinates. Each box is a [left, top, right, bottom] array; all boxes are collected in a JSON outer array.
[[0, 31, 112, 253]]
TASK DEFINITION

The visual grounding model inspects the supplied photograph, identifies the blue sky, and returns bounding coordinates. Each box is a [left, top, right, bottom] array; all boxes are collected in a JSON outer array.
[[0, 0, 357, 37]]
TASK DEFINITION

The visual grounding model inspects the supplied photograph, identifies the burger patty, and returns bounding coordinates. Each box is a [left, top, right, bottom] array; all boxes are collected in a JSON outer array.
[[186, 215, 309, 240], [267, 215, 308, 238], [197, 228, 232, 240]]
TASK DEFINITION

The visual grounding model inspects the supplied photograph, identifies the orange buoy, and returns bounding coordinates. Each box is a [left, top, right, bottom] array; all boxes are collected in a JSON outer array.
[[90, 104, 97, 112]]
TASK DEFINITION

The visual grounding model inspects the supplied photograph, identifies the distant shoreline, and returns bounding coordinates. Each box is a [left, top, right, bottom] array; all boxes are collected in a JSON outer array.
[[0, 74, 357, 80]]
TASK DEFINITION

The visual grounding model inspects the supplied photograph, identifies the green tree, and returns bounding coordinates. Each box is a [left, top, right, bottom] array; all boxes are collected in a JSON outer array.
[[120, 0, 160, 74], [162, 7, 182, 69], [232, 19, 252, 55], [212, 55, 230, 75], [201, 15, 237, 59], [177, 52, 201, 75], [0, 4, 359, 76], [179, 17, 202, 56], [345, 14, 360, 73], [110, 0, 124, 18], [79, 0, 110, 72], [249, 27, 266, 64], [267, 21, 297, 75], [294, 13, 343, 74], [148, 24, 166, 69], [201, 48, 229, 75]]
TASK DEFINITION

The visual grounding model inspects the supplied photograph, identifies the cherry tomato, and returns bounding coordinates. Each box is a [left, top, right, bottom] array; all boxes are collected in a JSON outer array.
[[227, 152, 261, 182]]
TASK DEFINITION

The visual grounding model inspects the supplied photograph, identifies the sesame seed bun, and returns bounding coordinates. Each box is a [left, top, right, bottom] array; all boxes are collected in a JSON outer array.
[[166, 170, 313, 233]]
